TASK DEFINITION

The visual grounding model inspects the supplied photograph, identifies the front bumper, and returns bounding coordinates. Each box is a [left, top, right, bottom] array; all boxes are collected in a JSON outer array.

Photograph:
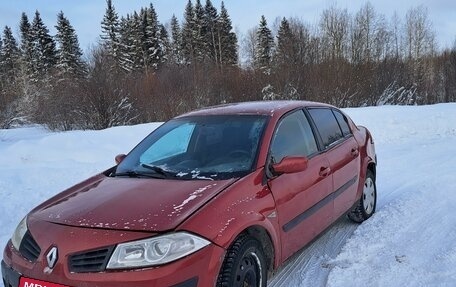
[[2, 260, 20, 287], [2, 220, 225, 287], [2, 257, 200, 287], [3, 241, 224, 287]]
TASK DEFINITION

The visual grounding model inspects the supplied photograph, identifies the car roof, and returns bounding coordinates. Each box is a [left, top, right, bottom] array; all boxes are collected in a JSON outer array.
[[176, 101, 333, 118]]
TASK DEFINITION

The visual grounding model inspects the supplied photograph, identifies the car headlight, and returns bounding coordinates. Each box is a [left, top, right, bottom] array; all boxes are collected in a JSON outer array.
[[106, 232, 210, 269], [11, 216, 28, 251]]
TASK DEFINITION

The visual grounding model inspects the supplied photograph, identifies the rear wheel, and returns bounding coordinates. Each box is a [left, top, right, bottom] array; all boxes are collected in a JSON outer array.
[[348, 170, 377, 223], [217, 235, 267, 287]]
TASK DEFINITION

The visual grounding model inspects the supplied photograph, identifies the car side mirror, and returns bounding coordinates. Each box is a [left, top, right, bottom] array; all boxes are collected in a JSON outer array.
[[115, 154, 127, 165], [272, 156, 308, 174]]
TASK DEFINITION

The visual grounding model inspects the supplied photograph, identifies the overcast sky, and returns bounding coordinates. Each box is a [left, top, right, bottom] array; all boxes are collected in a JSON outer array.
[[1, 0, 455, 54]]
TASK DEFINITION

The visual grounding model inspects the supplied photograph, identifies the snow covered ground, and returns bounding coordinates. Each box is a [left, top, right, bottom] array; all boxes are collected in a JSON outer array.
[[1, 103, 456, 286]]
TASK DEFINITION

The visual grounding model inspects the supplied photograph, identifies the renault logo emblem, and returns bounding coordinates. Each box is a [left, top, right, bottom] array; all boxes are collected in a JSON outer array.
[[46, 247, 58, 269]]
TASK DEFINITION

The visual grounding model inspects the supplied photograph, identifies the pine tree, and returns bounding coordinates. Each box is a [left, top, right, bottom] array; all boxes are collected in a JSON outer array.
[[130, 12, 143, 71], [130, 11, 144, 71], [145, 4, 163, 70], [158, 24, 169, 65], [0, 35, 3, 75], [181, 0, 195, 64], [138, 8, 150, 70], [180, 0, 213, 65], [0, 35, 3, 88], [275, 17, 295, 65], [55, 11, 85, 79], [101, 0, 121, 63], [255, 15, 274, 72], [117, 4, 165, 74], [118, 14, 144, 73], [204, 0, 218, 64], [118, 12, 143, 72], [31, 10, 57, 81], [169, 15, 183, 65], [1, 26, 21, 81], [217, 2, 237, 66], [193, 0, 206, 63], [19, 12, 34, 77], [118, 15, 135, 72]]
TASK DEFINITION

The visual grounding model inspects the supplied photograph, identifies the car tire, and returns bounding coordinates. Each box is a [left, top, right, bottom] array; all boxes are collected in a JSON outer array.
[[348, 170, 377, 223], [216, 234, 267, 287]]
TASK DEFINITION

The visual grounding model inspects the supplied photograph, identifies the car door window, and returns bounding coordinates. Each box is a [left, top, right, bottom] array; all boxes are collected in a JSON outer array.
[[308, 108, 344, 148], [333, 109, 352, 136], [270, 110, 318, 163]]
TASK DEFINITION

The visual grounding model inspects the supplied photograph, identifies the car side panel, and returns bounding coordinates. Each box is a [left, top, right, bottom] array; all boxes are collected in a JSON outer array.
[[353, 126, 377, 200], [267, 153, 333, 261], [179, 169, 282, 268], [327, 137, 362, 218]]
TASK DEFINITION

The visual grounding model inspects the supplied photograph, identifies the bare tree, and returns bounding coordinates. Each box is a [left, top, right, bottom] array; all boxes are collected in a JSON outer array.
[[390, 12, 402, 59], [404, 6, 436, 60], [319, 5, 350, 60], [82, 47, 138, 129], [240, 28, 257, 68], [351, 2, 375, 63], [350, 2, 390, 63]]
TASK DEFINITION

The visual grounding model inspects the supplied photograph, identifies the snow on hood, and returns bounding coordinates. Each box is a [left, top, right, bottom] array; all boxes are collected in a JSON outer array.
[[29, 175, 236, 232]]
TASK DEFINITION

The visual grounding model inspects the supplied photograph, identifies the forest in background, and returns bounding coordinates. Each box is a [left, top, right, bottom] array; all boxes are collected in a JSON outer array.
[[0, 0, 455, 130]]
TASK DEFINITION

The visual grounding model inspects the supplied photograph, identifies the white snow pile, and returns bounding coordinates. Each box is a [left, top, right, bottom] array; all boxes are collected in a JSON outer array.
[[327, 103, 456, 287], [1, 103, 456, 286]]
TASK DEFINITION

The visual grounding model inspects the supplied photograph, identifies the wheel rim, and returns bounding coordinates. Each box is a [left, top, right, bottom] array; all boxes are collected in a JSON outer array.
[[363, 177, 375, 215], [235, 252, 263, 287]]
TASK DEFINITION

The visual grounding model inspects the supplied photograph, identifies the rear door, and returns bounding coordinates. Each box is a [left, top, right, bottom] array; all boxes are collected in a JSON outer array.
[[267, 110, 333, 261], [307, 108, 361, 219]]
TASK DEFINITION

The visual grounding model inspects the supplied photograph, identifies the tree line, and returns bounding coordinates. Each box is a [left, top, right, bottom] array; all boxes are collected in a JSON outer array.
[[0, 0, 455, 130]]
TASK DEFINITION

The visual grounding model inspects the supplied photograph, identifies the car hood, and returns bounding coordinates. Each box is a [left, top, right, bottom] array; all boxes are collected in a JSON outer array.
[[30, 175, 236, 232]]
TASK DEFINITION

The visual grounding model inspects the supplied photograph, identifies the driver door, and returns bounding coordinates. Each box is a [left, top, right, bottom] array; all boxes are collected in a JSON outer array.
[[267, 110, 333, 261]]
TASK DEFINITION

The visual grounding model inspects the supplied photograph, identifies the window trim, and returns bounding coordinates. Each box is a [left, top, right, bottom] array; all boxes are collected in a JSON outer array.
[[267, 108, 320, 164], [331, 108, 353, 138], [305, 107, 353, 152]]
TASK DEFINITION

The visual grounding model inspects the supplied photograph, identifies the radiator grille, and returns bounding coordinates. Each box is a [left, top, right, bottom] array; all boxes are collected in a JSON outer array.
[[19, 231, 41, 262], [69, 246, 114, 273]]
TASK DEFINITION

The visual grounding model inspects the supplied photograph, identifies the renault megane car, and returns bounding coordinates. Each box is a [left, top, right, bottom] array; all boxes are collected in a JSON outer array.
[[2, 101, 376, 287]]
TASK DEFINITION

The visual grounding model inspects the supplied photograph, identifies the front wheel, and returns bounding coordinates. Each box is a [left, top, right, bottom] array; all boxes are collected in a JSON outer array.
[[217, 235, 267, 287], [348, 170, 377, 223]]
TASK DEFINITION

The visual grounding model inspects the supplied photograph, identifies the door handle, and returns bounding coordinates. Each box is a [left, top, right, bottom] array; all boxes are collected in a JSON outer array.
[[319, 166, 331, 177], [351, 147, 359, 157]]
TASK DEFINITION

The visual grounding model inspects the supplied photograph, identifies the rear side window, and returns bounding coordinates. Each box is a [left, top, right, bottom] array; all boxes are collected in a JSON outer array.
[[270, 110, 318, 163], [308, 108, 343, 148], [333, 110, 352, 136]]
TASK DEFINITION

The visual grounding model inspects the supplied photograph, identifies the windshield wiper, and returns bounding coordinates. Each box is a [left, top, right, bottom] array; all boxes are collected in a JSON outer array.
[[113, 170, 165, 179], [140, 163, 176, 178]]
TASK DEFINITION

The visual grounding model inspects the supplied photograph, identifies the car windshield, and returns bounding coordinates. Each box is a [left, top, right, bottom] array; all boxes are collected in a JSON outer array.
[[115, 115, 268, 180]]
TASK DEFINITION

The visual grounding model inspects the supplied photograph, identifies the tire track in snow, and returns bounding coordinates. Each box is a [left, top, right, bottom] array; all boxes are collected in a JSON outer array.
[[268, 217, 357, 287]]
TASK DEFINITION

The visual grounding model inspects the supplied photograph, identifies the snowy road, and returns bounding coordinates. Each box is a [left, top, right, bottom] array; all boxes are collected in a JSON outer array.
[[1, 104, 456, 286], [269, 218, 357, 287]]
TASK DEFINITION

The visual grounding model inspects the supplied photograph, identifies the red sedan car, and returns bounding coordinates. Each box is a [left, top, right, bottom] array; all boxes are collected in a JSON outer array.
[[2, 101, 376, 287]]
